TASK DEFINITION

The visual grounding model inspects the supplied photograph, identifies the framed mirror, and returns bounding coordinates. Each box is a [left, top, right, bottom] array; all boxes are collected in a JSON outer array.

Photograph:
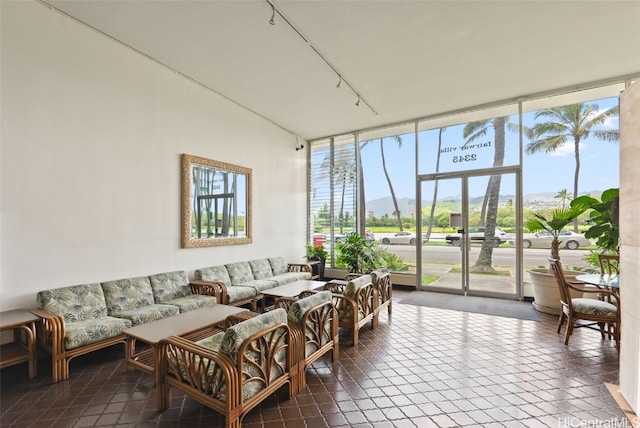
[[181, 154, 252, 248]]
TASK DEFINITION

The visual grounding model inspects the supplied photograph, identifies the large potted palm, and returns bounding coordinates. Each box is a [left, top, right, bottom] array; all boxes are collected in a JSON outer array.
[[526, 205, 587, 314]]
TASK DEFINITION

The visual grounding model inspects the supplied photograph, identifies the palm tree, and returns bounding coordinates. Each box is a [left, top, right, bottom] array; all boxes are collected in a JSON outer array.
[[525, 102, 619, 231], [463, 117, 516, 272], [319, 144, 357, 234], [554, 188, 572, 208], [425, 127, 446, 241], [380, 135, 403, 231]]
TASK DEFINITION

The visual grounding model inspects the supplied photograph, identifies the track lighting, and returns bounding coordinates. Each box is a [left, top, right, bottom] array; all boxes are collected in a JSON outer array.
[[264, 0, 376, 115], [269, 5, 275, 25]]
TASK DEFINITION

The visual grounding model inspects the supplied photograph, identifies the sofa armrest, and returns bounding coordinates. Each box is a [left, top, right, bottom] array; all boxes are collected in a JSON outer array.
[[189, 280, 226, 304], [31, 309, 65, 357], [287, 263, 312, 274]]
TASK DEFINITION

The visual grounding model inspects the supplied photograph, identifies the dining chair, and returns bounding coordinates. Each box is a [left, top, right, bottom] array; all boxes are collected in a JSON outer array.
[[549, 258, 619, 349], [598, 254, 620, 275]]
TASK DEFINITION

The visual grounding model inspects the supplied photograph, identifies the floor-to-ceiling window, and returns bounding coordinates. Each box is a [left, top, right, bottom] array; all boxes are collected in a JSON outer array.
[[310, 82, 623, 295]]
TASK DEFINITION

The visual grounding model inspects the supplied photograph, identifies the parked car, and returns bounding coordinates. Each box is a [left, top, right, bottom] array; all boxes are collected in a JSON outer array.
[[445, 227, 508, 247], [380, 231, 426, 245], [510, 230, 591, 250]]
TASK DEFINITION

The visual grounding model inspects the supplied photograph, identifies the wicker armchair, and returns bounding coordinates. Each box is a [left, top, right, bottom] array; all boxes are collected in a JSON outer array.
[[370, 269, 393, 323], [158, 309, 295, 428], [275, 291, 338, 392], [324, 275, 377, 345], [549, 258, 619, 349]]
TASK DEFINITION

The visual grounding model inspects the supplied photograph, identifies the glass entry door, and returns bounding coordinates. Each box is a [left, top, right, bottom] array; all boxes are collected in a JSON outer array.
[[418, 169, 520, 299]]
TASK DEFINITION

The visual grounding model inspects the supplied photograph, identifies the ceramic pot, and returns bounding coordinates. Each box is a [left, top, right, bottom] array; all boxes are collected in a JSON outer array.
[[529, 267, 583, 315]]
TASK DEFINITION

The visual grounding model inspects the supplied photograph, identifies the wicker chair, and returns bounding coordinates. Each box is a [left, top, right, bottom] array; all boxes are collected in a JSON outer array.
[[323, 275, 377, 345], [158, 309, 295, 428], [598, 254, 620, 275], [549, 258, 619, 349], [275, 291, 338, 393], [370, 269, 393, 323]]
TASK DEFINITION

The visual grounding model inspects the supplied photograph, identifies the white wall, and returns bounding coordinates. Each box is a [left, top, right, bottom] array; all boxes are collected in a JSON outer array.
[[619, 81, 640, 414], [0, 2, 308, 311]]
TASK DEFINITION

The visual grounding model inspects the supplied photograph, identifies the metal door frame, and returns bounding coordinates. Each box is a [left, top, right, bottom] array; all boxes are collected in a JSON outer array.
[[416, 166, 523, 299]]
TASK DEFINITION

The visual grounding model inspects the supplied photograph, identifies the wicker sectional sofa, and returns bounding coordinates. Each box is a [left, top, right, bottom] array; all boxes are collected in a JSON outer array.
[[191, 257, 313, 311], [33, 270, 217, 382]]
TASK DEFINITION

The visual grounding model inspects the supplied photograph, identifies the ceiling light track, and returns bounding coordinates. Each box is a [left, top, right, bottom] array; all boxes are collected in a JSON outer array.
[[265, 0, 377, 115]]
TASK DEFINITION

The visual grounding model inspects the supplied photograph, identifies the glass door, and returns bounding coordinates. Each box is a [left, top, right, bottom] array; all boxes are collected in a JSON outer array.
[[418, 169, 520, 299]]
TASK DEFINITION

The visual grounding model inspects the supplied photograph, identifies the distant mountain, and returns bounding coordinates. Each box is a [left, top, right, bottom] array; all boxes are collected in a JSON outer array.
[[366, 190, 605, 217]]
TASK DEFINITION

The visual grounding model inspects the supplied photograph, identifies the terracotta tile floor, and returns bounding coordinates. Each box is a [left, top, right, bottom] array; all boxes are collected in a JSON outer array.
[[1, 287, 623, 427]]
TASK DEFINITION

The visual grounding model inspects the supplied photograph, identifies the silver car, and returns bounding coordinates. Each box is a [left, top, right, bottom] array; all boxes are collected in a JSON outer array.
[[515, 230, 591, 250], [380, 232, 426, 245]]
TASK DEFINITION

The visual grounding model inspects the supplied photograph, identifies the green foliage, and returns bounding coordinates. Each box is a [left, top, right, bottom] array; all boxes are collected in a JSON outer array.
[[336, 232, 376, 274], [306, 244, 328, 261], [370, 246, 410, 271], [571, 188, 619, 253], [525, 205, 587, 261], [335, 232, 409, 273]]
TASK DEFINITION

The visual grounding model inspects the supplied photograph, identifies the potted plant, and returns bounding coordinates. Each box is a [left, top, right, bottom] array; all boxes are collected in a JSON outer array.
[[335, 232, 376, 274], [306, 243, 329, 279], [526, 206, 587, 314]]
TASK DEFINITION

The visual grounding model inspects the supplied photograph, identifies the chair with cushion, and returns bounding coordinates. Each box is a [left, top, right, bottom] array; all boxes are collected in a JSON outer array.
[[370, 268, 393, 323], [549, 258, 619, 349], [148, 270, 217, 312], [275, 291, 338, 392], [158, 308, 294, 428], [101, 276, 180, 325], [34, 283, 132, 382], [598, 254, 620, 275], [324, 274, 377, 345]]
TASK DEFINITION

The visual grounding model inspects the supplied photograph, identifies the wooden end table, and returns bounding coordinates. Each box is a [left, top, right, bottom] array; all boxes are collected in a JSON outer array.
[[0, 309, 39, 379]]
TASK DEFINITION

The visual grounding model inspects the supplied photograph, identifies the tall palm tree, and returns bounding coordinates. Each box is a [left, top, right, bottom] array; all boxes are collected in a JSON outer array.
[[320, 144, 357, 234], [380, 135, 403, 231], [425, 127, 446, 241], [554, 188, 572, 208], [526, 102, 619, 231], [463, 117, 516, 272]]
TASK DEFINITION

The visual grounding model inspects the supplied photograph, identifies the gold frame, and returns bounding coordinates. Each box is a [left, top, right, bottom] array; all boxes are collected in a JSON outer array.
[[181, 153, 252, 248]]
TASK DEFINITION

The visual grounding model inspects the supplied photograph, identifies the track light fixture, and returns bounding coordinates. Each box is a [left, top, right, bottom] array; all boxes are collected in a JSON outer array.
[[269, 5, 275, 25], [264, 0, 376, 115]]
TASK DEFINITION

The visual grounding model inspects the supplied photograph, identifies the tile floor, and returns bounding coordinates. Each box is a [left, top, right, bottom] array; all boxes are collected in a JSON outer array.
[[0, 287, 624, 427]]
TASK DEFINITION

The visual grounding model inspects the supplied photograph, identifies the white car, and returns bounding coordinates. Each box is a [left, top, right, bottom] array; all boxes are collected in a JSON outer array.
[[380, 232, 426, 245], [513, 230, 591, 249], [445, 227, 508, 248]]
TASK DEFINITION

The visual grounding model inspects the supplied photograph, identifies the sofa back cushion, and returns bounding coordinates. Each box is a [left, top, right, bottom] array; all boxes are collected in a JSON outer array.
[[220, 308, 287, 361], [268, 257, 288, 276], [249, 259, 273, 280], [148, 271, 191, 303], [101, 276, 155, 314], [194, 265, 231, 287], [37, 283, 108, 322], [225, 261, 255, 285]]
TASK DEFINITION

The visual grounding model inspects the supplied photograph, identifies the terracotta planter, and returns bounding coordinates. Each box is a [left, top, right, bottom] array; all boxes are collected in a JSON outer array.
[[528, 267, 583, 315]]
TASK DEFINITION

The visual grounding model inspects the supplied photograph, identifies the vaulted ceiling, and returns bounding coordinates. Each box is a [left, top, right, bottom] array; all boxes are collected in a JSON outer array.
[[46, 0, 640, 140]]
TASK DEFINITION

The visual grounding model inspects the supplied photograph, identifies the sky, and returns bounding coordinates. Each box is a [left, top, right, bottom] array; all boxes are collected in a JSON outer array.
[[359, 96, 620, 202]]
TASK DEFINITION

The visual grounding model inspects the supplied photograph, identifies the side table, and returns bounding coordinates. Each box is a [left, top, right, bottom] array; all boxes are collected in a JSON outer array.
[[0, 309, 39, 378]]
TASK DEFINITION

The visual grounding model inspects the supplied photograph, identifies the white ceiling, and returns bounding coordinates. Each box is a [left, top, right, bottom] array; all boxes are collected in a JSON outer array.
[[45, 0, 640, 141]]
